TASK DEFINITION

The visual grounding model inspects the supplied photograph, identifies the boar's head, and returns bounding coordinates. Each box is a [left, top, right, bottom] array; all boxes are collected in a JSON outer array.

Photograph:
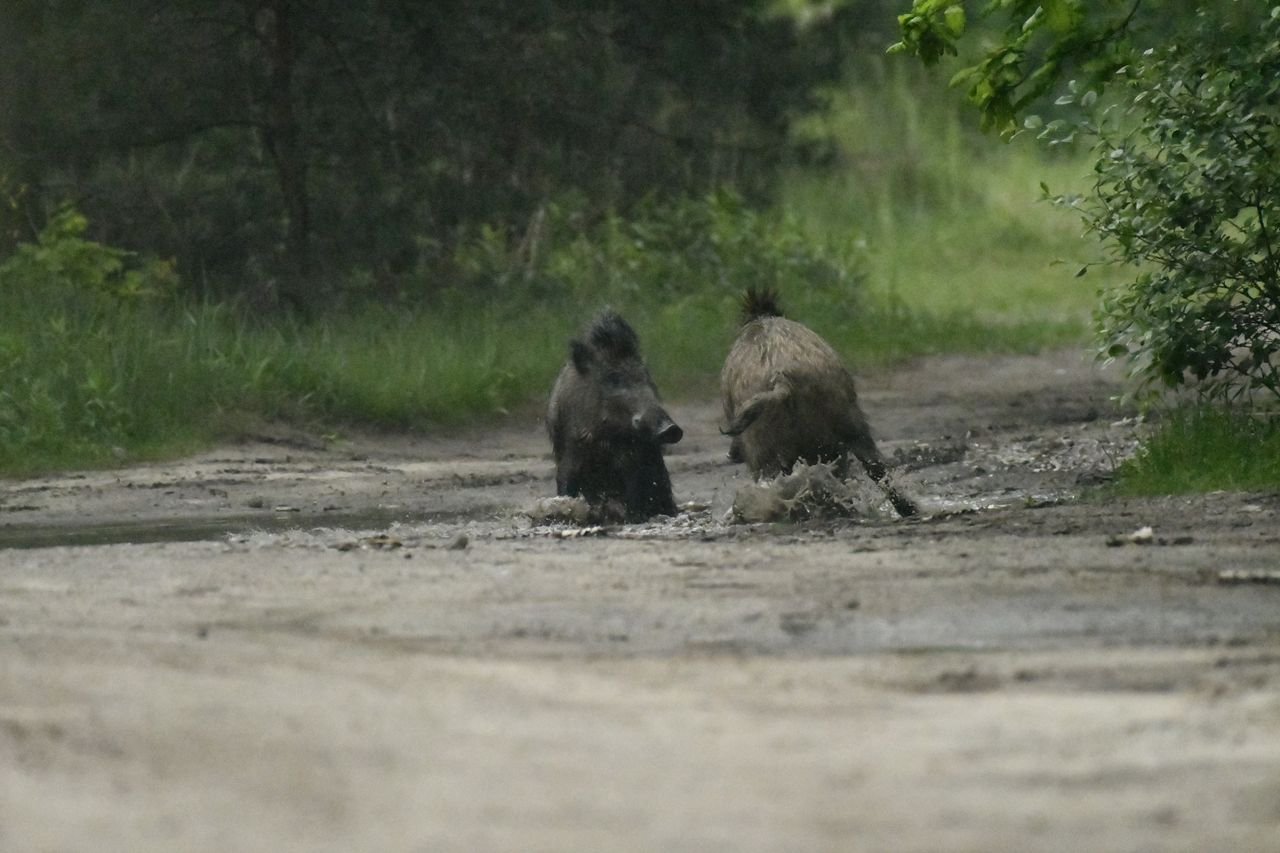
[[570, 312, 683, 445]]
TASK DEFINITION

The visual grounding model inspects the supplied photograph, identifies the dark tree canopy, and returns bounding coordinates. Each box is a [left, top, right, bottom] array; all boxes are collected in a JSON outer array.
[[889, 0, 1256, 134], [0, 1, 882, 307]]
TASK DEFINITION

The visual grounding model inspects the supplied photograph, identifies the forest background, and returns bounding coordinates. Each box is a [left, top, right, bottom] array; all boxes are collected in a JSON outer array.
[[0, 0, 1272, 490]]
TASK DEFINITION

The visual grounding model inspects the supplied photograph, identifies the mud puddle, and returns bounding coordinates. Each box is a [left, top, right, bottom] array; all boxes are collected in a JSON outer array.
[[0, 506, 508, 550]]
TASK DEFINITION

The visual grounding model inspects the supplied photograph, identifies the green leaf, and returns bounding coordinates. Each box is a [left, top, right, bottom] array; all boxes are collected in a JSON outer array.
[[1043, 0, 1084, 34], [943, 5, 966, 38], [948, 65, 979, 88]]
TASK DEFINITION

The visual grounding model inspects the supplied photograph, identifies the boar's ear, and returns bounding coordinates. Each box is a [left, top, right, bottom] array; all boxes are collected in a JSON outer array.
[[570, 339, 594, 374]]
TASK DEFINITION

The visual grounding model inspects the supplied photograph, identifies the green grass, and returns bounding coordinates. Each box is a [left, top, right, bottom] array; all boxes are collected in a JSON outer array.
[[0, 297, 574, 475], [1, 64, 1130, 476], [254, 304, 570, 427], [1114, 407, 1280, 494], [782, 63, 1126, 342]]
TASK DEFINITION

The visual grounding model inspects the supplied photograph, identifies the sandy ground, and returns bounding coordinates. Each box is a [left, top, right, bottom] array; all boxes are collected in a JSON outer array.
[[2, 349, 1279, 852]]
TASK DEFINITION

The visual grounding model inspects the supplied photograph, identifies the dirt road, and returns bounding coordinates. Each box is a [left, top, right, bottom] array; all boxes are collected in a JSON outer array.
[[3, 350, 1279, 852]]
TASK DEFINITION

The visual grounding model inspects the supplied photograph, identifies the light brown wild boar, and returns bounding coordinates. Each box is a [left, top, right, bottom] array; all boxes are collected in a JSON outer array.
[[720, 288, 917, 517]]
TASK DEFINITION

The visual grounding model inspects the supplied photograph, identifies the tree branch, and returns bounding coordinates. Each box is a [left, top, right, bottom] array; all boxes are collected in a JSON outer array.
[[109, 118, 260, 152]]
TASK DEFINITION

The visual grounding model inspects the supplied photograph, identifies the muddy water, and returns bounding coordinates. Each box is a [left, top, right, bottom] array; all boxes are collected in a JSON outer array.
[[0, 507, 487, 550], [0, 352, 1135, 549]]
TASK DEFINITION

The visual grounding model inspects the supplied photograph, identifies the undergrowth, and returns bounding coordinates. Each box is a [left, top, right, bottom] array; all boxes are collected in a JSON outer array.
[[1113, 407, 1280, 495], [1, 69, 1110, 476], [783, 62, 1121, 333]]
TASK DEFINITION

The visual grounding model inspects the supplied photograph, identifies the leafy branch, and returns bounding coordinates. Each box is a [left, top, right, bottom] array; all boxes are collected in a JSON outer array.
[[890, 0, 1145, 134]]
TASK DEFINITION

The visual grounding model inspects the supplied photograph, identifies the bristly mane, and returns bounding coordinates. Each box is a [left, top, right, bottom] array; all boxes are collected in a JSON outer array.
[[740, 287, 784, 325], [587, 310, 640, 359]]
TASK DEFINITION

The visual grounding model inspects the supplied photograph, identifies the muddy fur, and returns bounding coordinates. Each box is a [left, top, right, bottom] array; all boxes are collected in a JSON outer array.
[[547, 311, 682, 522], [721, 289, 917, 518]]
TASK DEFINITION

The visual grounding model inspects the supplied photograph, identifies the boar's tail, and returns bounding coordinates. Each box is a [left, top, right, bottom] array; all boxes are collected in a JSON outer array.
[[739, 287, 784, 325], [721, 384, 791, 437]]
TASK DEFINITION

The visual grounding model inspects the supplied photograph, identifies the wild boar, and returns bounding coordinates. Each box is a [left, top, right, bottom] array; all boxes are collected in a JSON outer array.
[[547, 311, 683, 521], [720, 288, 917, 517]]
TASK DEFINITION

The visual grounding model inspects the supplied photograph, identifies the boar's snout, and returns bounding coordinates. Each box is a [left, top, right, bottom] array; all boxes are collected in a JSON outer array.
[[632, 409, 683, 444]]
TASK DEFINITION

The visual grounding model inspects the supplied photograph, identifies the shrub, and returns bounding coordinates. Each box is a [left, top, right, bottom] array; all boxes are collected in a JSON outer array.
[[0, 207, 181, 465], [1045, 9, 1280, 403], [0, 206, 178, 302], [448, 188, 867, 310]]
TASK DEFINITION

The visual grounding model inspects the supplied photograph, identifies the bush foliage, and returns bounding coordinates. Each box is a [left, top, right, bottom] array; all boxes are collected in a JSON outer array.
[[897, 2, 1280, 405], [0, 208, 179, 463], [1046, 9, 1280, 402], [449, 189, 864, 307]]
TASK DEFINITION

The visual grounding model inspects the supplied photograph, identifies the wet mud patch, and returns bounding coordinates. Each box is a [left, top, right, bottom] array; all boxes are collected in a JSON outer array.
[[0, 349, 1149, 550], [728, 462, 891, 523], [0, 506, 504, 551], [0, 384, 1140, 551]]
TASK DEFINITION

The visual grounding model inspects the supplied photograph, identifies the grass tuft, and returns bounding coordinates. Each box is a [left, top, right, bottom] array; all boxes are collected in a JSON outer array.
[[1114, 407, 1280, 495]]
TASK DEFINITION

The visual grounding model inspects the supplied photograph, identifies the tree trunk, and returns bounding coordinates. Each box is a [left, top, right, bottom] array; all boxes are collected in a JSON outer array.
[[252, 0, 312, 309], [0, 3, 48, 247]]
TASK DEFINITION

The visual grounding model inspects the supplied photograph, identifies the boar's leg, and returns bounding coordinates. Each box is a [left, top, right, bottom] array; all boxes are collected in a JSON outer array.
[[850, 450, 918, 518], [844, 422, 918, 519], [623, 445, 677, 520], [555, 447, 584, 498]]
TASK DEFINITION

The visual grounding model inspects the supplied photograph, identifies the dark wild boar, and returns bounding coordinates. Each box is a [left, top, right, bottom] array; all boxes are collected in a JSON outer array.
[[547, 311, 683, 521], [720, 288, 917, 517]]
